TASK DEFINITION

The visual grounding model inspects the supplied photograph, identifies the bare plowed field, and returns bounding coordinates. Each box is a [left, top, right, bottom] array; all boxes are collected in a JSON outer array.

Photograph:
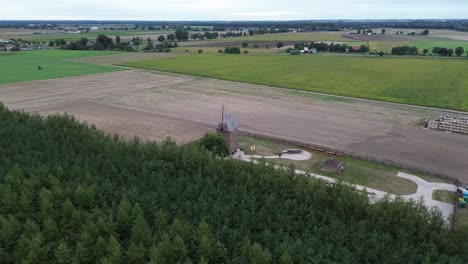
[[1, 70, 467, 180]]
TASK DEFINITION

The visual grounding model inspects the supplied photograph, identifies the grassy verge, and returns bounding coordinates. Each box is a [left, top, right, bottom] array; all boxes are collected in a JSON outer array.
[[433, 190, 456, 203], [122, 53, 468, 111], [239, 135, 453, 196]]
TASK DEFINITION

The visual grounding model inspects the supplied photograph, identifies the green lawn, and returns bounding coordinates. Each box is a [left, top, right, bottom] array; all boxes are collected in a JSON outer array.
[[0, 52, 122, 84], [239, 136, 422, 195], [123, 54, 468, 111], [433, 190, 456, 204]]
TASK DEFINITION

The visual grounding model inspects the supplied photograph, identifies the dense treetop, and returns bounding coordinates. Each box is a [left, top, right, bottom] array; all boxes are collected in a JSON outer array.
[[0, 103, 466, 263]]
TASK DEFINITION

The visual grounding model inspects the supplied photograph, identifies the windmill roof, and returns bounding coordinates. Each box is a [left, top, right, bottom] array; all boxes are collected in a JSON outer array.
[[323, 157, 343, 168], [223, 112, 239, 132]]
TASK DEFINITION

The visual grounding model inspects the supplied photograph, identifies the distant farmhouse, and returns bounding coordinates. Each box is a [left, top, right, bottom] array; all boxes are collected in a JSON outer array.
[[301, 47, 317, 54], [5, 43, 15, 52]]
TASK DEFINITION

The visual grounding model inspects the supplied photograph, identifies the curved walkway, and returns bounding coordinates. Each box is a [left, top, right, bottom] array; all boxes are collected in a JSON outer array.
[[234, 150, 457, 221]]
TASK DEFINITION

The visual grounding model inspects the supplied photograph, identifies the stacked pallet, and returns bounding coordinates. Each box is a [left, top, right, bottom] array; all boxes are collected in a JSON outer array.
[[427, 116, 468, 134]]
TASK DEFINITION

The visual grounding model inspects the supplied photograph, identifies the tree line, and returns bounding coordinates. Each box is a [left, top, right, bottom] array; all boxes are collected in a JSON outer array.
[[391, 45, 467, 56], [0, 104, 466, 263]]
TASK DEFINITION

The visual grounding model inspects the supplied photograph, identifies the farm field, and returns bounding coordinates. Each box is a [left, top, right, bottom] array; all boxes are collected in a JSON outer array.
[[173, 46, 283, 54], [123, 54, 468, 111], [0, 70, 466, 181], [413, 39, 468, 51], [18, 49, 119, 59], [214, 32, 352, 42], [343, 33, 468, 52], [1, 29, 169, 42], [428, 29, 468, 41], [0, 50, 122, 84]]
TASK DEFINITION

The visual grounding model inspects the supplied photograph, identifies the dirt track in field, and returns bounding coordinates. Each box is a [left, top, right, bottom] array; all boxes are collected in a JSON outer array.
[[1, 70, 467, 181]]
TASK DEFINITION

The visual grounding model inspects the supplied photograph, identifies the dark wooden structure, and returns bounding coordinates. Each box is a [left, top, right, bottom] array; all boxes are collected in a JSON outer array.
[[322, 156, 345, 173], [217, 106, 239, 153]]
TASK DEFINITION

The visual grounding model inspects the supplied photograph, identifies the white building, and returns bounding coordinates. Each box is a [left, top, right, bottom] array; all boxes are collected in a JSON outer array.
[[300, 47, 317, 54]]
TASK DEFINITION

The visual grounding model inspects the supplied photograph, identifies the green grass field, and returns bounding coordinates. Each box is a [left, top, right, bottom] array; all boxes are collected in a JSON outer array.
[[18, 49, 119, 59], [123, 54, 468, 111], [238, 136, 453, 195], [413, 40, 468, 52], [0, 51, 122, 84]]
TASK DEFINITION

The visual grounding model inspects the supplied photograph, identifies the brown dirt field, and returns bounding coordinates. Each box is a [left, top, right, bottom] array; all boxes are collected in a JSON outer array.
[[430, 30, 468, 41], [1, 70, 467, 181]]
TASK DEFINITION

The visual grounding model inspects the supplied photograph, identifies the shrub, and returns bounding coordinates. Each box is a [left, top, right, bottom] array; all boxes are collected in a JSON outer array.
[[243, 50, 248, 54], [198, 133, 229, 157], [289, 49, 300, 55], [198, 49, 203, 54], [224, 47, 241, 54]]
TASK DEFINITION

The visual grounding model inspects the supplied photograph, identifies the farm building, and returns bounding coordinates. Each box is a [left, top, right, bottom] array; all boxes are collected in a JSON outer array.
[[216, 106, 239, 153], [301, 47, 317, 54], [322, 156, 345, 173], [5, 44, 15, 52]]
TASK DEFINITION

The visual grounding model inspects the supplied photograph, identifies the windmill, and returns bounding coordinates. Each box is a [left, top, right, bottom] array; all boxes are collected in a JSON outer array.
[[217, 105, 239, 153]]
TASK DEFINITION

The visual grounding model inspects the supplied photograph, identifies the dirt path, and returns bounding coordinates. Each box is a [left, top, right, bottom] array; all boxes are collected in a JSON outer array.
[[0, 70, 467, 180]]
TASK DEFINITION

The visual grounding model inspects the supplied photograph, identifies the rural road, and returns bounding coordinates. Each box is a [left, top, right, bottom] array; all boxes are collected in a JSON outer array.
[[0, 70, 467, 181]]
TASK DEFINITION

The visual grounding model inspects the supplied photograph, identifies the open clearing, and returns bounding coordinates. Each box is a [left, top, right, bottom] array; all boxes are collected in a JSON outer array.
[[123, 54, 468, 111], [1, 70, 467, 181], [0, 51, 122, 84]]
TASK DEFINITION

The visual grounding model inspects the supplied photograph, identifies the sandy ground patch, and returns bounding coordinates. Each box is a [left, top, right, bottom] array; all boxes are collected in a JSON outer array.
[[0, 70, 467, 181]]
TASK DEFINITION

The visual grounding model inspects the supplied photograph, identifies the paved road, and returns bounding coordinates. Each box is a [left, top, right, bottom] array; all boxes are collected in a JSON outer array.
[[0, 70, 467, 181]]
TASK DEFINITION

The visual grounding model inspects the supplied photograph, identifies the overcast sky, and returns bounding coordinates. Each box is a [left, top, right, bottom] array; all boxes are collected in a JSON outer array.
[[1, 0, 467, 20]]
